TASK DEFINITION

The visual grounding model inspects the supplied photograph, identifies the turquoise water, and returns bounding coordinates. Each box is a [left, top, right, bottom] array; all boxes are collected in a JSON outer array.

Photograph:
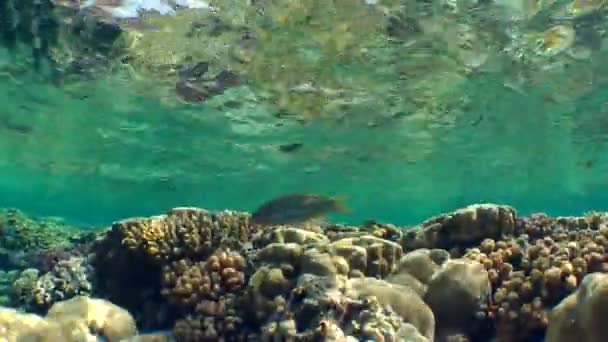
[[1, 1, 608, 226]]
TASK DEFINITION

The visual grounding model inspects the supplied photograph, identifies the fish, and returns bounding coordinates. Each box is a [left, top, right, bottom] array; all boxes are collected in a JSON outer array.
[[250, 193, 350, 225]]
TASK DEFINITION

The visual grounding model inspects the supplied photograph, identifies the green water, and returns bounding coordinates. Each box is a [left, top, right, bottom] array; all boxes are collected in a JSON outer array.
[[1, 1, 608, 226]]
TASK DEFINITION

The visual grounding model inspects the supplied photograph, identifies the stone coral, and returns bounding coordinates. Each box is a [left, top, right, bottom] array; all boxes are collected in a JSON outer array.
[[0, 306, 49, 342], [423, 258, 491, 339], [118, 207, 253, 263], [164, 249, 249, 341], [92, 207, 256, 329], [161, 249, 247, 313], [462, 213, 608, 340], [173, 311, 247, 342]]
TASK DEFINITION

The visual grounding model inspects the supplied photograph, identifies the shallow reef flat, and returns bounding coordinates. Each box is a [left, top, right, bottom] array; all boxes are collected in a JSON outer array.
[[1, 204, 608, 341]]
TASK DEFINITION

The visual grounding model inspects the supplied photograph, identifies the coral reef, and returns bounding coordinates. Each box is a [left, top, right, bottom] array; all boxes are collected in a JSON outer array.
[[91, 207, 256, 330], [3, 203, 608, 341], [462, 212, 608, 340]]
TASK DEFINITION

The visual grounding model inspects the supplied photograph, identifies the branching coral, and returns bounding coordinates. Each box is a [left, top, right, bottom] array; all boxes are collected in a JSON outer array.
[[118, 207, 253, 263], [161, 249, 247, 312], [162, 249, 249, 341], [92, 208, 256, 332], [464, 214, 608, 340]]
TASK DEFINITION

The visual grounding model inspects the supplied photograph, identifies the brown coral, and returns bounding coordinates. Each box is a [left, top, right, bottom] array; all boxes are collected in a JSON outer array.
[[173, 310, 247, 342], [118, 208, 253, 263], [85, 204, 608, 341], [92, 208, 256, 329], [162, 249, 250, 342], [464, 215, 608, 340], [161, 249, 247, 312]]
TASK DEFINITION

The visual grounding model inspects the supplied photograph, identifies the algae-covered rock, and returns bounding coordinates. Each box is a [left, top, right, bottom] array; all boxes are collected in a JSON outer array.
[[0, 208, 84, 253], [400, 204, 517, 252]]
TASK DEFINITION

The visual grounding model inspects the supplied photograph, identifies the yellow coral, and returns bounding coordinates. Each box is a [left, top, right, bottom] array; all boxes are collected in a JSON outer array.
[[114, 208, 253, 263]]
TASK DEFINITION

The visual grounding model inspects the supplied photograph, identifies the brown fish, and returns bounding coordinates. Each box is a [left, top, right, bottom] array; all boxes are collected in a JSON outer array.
[[251, 193, 349, 225]]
